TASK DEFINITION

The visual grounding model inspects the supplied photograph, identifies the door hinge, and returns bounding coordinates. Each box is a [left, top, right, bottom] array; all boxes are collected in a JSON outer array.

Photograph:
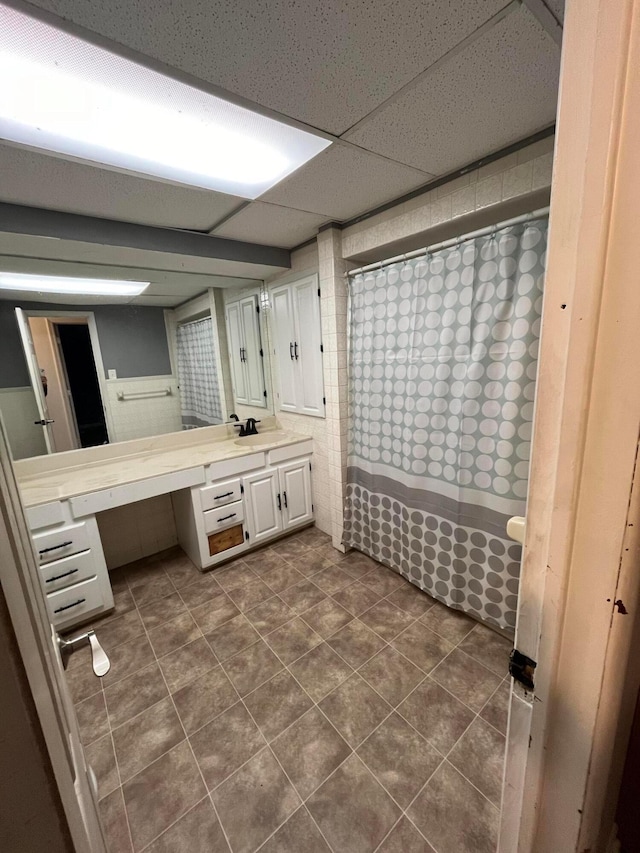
[[309, 461, 312, 471], [240, 484, 244, 495], [256, 304, 260, 314], [317, 287, 321, 298], [245, 531, 249, 541], [323, 396, 326, 406], [311, 503, 314, 512], [509, 649, 537, 691], [260, 348, 264, 357], [263, 390, 267, 399], [320, 343, 324, 353]]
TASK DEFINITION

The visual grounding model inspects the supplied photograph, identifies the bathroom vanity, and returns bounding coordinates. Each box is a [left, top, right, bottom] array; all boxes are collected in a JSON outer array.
[[15, 420, 313, 630]]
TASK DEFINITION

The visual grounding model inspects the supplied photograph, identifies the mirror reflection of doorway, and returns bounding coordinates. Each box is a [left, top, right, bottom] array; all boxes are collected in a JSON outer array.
[[27, 315, 109, 451], [55, 323, 108, 448]]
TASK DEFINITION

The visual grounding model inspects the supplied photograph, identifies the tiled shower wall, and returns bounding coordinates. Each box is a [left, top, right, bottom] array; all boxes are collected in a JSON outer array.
[[105, 376, 182, 443]]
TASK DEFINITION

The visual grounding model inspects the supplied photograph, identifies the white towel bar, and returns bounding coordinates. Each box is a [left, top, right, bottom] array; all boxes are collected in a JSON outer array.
[[116, 388, 172, 401]]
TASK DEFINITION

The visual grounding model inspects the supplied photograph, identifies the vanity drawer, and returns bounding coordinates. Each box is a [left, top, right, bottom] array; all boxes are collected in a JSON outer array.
[[46, 576, 105, 627], [203, 500, 244, 534], [200, 478, 242, 512], [33, 522, 90, 565], [39, 549, 96, 593]]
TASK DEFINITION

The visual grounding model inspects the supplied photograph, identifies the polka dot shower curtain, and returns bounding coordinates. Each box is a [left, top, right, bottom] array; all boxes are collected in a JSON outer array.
[[177, 316, 223, 429], [343, 217, 548, 633]]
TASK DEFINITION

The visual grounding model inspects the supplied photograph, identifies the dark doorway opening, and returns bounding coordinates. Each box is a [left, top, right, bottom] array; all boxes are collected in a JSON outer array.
[[55, 323, 109, 448]]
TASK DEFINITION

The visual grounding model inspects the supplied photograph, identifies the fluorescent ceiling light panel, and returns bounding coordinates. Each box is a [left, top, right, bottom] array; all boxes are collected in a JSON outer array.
[[0, 5, 331, 198], [0, 272, 149, 296]]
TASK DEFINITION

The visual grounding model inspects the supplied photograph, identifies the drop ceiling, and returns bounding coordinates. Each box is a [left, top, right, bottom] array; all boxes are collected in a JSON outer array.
[[0, 0, 563, 303]]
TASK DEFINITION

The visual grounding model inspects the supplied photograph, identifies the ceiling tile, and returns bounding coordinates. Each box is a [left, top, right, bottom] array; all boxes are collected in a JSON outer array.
[[543, 0, 564, 23], [345, 7, 560, 175], [29, 0, 508, 135], [261, 144, 433, 220], [0, 145, 243, 230], [212, 202, 327, 248]]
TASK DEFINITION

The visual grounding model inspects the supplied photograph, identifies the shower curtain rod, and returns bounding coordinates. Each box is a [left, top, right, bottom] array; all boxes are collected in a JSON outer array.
[[346, 205, 550, 277]]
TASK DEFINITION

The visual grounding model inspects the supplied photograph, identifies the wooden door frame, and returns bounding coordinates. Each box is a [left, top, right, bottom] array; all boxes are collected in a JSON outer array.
[[501, 0, 640, 849]]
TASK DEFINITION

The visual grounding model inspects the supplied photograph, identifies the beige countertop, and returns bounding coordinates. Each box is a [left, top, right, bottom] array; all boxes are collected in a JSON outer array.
[[16, 426, 311, 508]]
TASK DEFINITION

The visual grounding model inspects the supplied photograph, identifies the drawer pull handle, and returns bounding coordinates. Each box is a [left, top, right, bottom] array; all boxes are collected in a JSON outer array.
[[213, 491, 234, 500], [54, 598, 86, 614], [39, 540, 73, 555], [46, 568, 79, 584], [283, 491, 288, 509], [217, 513, 237, 523]]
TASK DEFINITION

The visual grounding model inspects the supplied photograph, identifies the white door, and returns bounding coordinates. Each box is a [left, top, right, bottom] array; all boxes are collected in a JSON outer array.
[[280, 458, 313, 529], [270, 284, 298, 412], [225, 301, 248, 406], [0, 416, 108, 851], [292, 278, 325, 417], [15, 307, 55, 454], [243, 468, 283, 544], [240, 295, 266, 408]]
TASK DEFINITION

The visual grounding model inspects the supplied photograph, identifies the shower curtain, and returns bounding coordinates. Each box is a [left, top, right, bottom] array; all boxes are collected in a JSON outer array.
[[343, 217, 547, 632], [176, 317, 223, 429]]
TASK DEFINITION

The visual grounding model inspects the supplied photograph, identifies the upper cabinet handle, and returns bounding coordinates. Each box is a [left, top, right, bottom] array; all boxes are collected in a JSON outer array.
[[294, 342, 299, 360], [289, 342, 294, 360]]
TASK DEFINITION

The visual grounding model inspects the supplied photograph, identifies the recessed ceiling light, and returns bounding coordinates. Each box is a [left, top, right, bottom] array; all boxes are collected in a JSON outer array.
[[0, 272, 149, 296], [0, 5, 331, 198]]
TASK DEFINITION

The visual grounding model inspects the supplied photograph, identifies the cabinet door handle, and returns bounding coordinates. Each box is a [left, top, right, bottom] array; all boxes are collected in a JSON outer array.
[[294, 342, 299, 360], [277, 493, 282, 511], [39, 540, 73, 555], [46, 568, 79, 584], [283, 491, 288, 509], [213, 491, 234, 500], [289, 342, 294, 360], [217, 513, 237, 523], [54, 598, 86, 614]]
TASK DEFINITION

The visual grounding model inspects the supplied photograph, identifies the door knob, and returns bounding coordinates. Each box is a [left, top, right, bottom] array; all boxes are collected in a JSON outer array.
[[58, 629, 110, 676]]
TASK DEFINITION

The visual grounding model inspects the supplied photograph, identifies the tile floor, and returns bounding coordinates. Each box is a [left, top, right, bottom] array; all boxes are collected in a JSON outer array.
[[67, 526, 512, 853]]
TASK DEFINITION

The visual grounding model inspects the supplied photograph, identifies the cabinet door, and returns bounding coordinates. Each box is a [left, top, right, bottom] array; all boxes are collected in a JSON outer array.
[[240, 295, 266, 408], [225, 301, 248, 405], [279, 458, 313, 529], [292, 278, 325, 418], [270, 284, 298, 413], [243, 468, 283, 544]]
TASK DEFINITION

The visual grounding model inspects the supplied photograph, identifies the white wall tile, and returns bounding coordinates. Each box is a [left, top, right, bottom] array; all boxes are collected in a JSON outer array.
[[502, 161, 534, 201]]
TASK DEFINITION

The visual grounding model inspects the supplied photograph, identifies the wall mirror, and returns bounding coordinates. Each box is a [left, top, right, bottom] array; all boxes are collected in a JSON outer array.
[[0, 272, 275, 461]]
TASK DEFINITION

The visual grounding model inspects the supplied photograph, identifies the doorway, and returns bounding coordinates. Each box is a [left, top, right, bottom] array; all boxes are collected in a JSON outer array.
[[54, 322, 108, 448], [20, 310, 111, 454]]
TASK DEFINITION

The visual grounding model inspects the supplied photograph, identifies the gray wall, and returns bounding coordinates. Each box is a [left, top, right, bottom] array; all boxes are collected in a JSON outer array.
[[0, 301, 172, 386]]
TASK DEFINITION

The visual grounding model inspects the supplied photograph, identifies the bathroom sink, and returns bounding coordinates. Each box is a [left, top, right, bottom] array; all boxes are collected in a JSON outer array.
[[234, 431, 290, 447]]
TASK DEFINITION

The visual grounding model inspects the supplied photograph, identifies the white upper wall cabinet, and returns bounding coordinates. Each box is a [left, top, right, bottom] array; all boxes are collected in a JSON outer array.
[[270, 274, 325, 418], [225, 293, 267, 408]]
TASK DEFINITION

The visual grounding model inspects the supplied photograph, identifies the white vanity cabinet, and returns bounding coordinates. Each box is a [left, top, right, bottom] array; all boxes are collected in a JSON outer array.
[[244, 458, 313, 544], [270, 275, 325, 418], [27, 505, 113, 630], [174, 438, 314, 569], [225, 293, 267, 408]]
